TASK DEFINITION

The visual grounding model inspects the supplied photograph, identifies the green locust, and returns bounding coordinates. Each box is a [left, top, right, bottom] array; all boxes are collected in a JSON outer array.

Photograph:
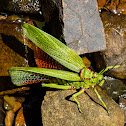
[[9, 23, 126, 115]]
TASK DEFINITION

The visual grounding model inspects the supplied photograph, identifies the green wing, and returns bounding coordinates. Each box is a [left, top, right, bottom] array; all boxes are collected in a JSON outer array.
[[9, 67, 81, 86], [22, 23, 85, 73]]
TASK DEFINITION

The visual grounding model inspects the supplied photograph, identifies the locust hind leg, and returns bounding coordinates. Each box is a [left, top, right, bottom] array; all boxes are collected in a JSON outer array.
[[93, 86, 110, 116], [72, 88, 85, 113]]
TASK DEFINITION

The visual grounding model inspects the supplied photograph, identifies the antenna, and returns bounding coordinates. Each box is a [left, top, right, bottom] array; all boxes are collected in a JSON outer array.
[[98, 60, 126, 88], [105, 60, 126, 76]]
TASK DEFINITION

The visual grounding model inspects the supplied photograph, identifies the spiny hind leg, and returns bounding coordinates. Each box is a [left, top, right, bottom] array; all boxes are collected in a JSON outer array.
[[93, 86, 110, 116], [72, 88, 85, 113], [99, 60, 126, 74]]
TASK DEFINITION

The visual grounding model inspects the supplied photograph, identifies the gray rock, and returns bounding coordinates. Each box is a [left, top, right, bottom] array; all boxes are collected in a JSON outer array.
[[63, 0, 106, 54], [42, 0, 106, 54]]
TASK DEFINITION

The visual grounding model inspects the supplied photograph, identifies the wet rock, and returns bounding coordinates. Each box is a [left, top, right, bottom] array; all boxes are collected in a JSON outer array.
[[6, 15, 20, 22], [41, 86, 124, 126], [119, 96, 126, 124], [42, 0, 106, 54], [4, 95, 15, 110], [0, 0, 41, 13], [117, 0, 126, 15], [101, 77, 125, 101], [97, 0, 107, 10], [98, 0, 126, 15], [0, 19, 35, 76], [3, 94, 26, 126], [93, 12, 126, 79], [0, 15, 7, 20]]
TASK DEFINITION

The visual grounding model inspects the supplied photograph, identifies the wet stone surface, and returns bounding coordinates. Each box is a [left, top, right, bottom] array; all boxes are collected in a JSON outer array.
[[93, 11, 126, 79], [0, 19, 35, 76], [0, 0, 41, 13], [101, 77, 126, 125], [101, 77, 126, 102], [0, 1, 125, 125], [119, 96, 126, 124]]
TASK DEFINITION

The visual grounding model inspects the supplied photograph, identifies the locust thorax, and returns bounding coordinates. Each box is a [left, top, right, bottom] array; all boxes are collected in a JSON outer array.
[[79, 67, 104, 86], [80, 67, 98, 79]]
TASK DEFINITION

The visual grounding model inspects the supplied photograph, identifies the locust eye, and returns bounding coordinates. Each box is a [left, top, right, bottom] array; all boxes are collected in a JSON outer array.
[[99, 79, 102, 82], [99, 79, 105, 86]]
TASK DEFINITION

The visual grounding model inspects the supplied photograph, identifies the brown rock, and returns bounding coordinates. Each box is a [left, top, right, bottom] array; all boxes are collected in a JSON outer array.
[[97, 0, 126, 15], [13, 101, 22, 113], [0, 15, 7, 20], [97, 0, 107, 10], [119, 97, 126, 124], [6, 15, 20, 21], [105, 0, 126, 15], [0, 19, 35, 76], [82, 56, 91, 68], [5, 110, 14, 126], [4, 95, 15, 110], [93, 12, 126, 79], [41, 86, 124, 126], [117, 0, 126, 14]]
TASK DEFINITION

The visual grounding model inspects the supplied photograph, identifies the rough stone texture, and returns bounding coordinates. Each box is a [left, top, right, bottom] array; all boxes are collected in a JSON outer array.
[[42, 0, 106, 55], [62, 0, 106, 54], [41, 86, 124, 126], [93, 12, 126, 79]]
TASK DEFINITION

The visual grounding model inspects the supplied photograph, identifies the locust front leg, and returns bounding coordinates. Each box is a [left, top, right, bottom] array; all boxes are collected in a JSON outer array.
[[42, 83, 85, 113], [72, 88, 85, 113], [99, 60, 126, 74], [93, 86, 110, 116]]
